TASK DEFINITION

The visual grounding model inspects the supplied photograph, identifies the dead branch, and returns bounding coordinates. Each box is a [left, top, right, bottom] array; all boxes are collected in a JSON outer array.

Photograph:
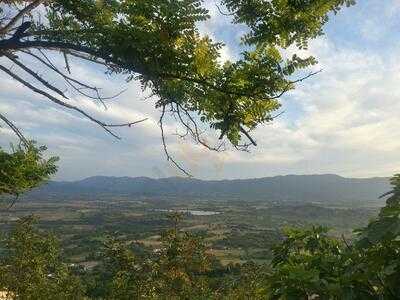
[[215, 3, 234, 16], [62, 51, 71, 74]]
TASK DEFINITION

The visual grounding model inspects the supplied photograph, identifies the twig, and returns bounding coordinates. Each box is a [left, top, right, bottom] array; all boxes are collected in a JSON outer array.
[[159, 105, 192, 177]]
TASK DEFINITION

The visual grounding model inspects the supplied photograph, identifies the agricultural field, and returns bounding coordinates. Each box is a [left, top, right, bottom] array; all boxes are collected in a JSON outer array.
[[0, 196, 379, 267]]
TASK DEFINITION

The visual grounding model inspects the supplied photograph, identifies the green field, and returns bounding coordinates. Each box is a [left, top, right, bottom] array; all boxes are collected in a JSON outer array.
[[0, 197, 379, 267]]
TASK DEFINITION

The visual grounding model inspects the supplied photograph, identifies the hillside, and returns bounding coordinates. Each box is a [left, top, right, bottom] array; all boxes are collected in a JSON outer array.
[[27, 174, 391, 203]]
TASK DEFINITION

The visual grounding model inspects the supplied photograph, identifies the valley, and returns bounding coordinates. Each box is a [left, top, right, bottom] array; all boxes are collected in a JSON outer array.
[[0, 175, 384, 268]]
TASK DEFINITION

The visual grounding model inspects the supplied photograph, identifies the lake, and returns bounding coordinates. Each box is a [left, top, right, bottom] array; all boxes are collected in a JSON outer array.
[[154, 209, 222, 216]]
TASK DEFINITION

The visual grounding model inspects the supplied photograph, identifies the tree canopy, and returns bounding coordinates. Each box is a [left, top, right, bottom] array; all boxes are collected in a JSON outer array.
[[0, 142, 58, 205], [0, 0, 355, 174], [0, 216, 83, 299]]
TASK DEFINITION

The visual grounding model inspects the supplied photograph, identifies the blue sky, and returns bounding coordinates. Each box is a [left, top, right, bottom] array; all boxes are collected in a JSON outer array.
[[1, 0, 400, 180]]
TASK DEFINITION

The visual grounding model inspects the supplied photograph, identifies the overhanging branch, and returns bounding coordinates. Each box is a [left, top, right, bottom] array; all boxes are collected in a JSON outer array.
[[5, 52, 68, 99], [0, 64, 147, 139]]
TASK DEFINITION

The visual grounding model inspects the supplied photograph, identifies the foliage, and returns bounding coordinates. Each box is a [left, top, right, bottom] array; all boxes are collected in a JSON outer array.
[[0, 0, 355, 154], [267, 226, 367, 299], [265, 175, 400, 299], [0, 142, 58, 197], [99, 237, 151, 299], [96, 213, 214, 299], [154, 214, 213, 298], [222, 262, 270, 300], [0, 215, 83, 299], [357, 174, 400, 246], [223, 0, 356, 48]]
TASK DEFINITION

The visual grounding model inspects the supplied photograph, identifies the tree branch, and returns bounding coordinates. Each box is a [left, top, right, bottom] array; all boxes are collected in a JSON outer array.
[[268, 70, 323, 100], [20, 49, 97, 90], [0, 39, 136, 72], [0, 39, 103, 58], [159, 105, 192, 177], [5, 52, 68, 99], [0, 38, 321, 104], [21, 49, 126, 108], [175, 103, 225, 152], [0, 64, 147, 139], [0, 0, 44, 35], [0, 112, 29, 146], [239, 126, 257, 146]]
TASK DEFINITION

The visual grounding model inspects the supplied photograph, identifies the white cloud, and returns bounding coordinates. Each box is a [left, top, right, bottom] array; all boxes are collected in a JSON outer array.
[[220, 36, 400, 178]]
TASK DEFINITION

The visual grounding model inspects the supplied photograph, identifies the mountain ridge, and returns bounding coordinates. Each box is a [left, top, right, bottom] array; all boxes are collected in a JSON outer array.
[[57, 173, 390, 183], [27, 174, 391, 203]]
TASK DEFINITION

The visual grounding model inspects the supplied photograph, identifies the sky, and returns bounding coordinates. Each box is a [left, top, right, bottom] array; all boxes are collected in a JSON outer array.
[[1, 0, 400, 181]]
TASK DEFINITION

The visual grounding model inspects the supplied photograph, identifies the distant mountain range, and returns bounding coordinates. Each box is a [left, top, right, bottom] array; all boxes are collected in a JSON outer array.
[[26, 174, 391, 204]]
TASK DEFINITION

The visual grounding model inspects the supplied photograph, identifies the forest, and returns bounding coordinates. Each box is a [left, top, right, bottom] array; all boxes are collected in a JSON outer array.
[[1, 0, 400, 299]]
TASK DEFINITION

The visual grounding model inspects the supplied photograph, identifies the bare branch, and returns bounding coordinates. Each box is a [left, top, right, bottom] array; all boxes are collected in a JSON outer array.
[[175, 103, 225, 152], [21, 49, 96, 90], [0, 64, 146, 139], [215, 3, 234, 16], [291, 69, 322, 84], [0, 112, 29, 146], [235, 143, 252, 152], [62, 51, 71, 74], [64, 49, 118, 69], [379, 190, 393, 199], [159, 105, 192, 177], [239, 126, 257, 146], [269, 69, 323, 100], [271, 111, 285, 119], [105, 119, 148, 127], [5, 52, 68, 99], [20, 49, 126, 107], [0, 40, 118, 69], [0, 0, 44, 35], [7, 194, 19, 210]]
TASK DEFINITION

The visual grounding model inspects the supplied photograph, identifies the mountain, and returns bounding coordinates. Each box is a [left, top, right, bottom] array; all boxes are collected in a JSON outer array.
[[26, 174, 391, 204]]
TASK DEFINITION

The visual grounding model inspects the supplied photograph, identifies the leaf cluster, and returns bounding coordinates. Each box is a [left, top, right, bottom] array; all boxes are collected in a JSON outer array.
[[0, 142, 58, 198], [0, 216, 83, 299]]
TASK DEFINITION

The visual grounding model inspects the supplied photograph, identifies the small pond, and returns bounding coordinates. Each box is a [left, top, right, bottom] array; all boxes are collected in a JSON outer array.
[[154, 209, 222, 216]]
